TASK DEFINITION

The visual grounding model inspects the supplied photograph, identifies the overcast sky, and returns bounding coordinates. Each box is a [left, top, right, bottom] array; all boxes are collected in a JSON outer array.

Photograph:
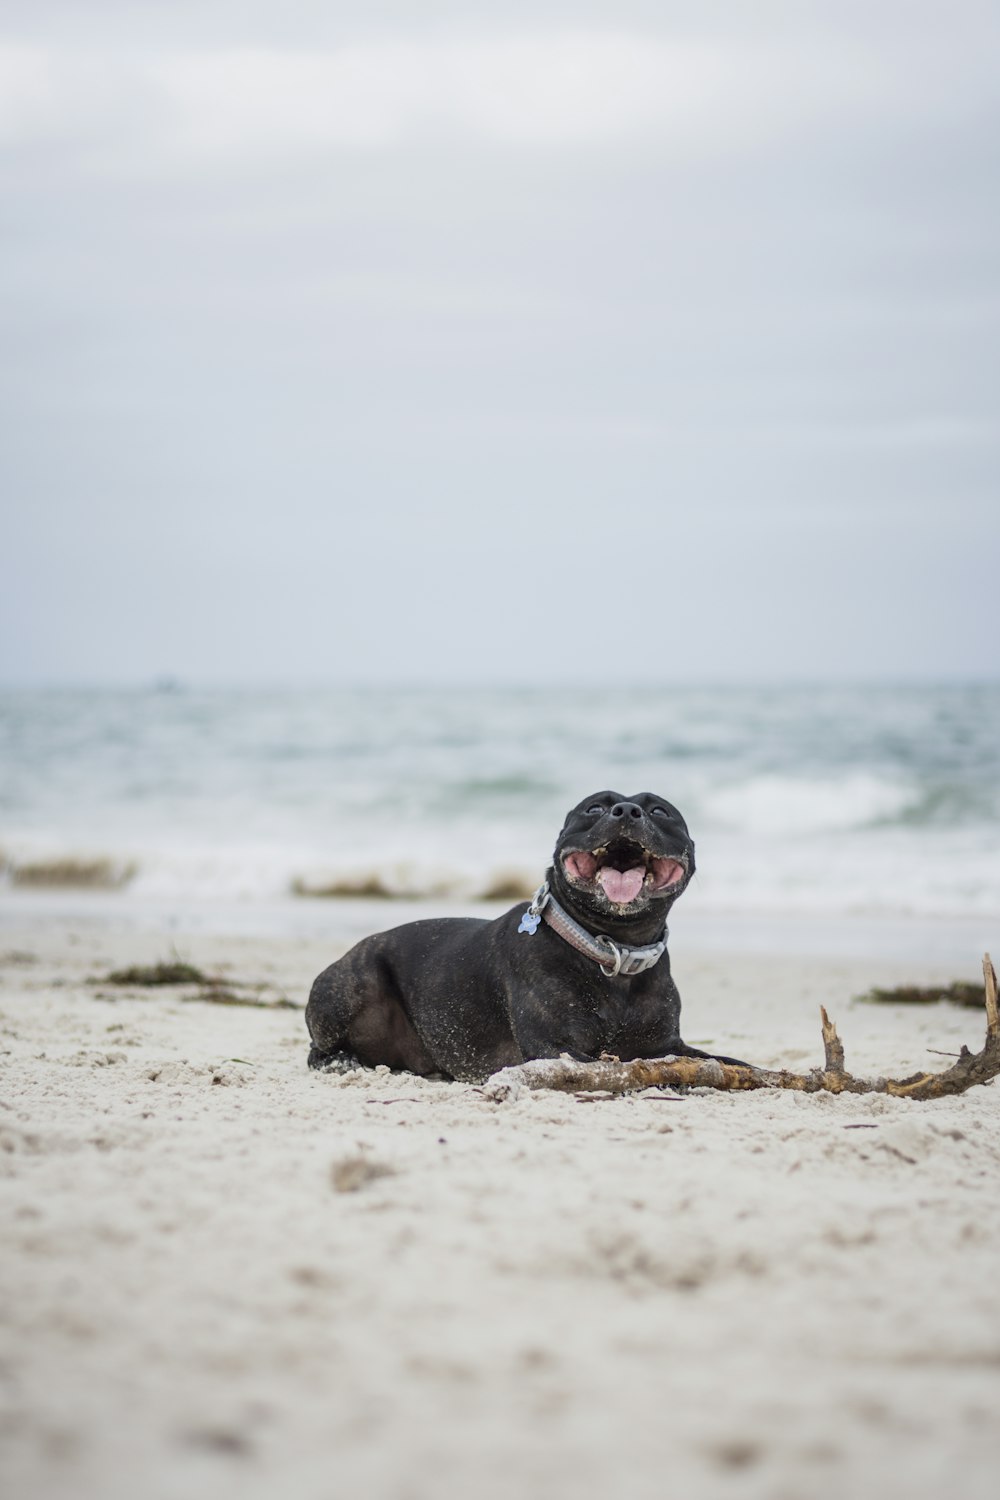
[[1, 1, 997, 685]]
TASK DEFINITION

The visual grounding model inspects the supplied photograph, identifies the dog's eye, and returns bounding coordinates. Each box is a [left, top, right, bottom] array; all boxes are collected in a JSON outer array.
[[586, 803, 605, 814], [652, 807, 672, 820]]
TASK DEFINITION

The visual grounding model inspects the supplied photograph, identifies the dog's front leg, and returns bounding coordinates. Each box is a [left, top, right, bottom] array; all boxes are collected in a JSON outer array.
[[508, 992, 605, 1067], [660, 1038, 750, 1068]]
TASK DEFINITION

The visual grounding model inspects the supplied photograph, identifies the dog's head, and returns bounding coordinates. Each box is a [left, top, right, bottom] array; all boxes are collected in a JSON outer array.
[[549, 790, 694, 936]]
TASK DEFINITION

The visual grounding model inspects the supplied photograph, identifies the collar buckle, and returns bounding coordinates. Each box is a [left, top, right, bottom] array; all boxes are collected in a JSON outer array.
[[595, 935, 623, 977]]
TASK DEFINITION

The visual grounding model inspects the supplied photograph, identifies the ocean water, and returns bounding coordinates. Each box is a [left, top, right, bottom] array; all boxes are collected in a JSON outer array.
[[0, 683, 998, 924]]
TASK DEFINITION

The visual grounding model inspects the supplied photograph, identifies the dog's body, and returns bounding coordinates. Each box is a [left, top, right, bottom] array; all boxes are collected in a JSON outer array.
[[306, 790, 743, 1082]]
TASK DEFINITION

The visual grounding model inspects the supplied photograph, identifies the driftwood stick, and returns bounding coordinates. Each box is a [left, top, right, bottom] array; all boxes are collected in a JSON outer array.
[[483, 952, 1000, 1103], [820, 1006, 846, 1075], [984, 952, 999, 1033]]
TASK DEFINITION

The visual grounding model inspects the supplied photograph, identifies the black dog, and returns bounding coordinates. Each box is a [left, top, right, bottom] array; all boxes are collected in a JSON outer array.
[[306, 790, 743, 1082]]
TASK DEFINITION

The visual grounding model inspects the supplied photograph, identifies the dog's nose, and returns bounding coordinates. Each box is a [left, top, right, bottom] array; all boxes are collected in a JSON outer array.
[[610, 802, 644, 822]]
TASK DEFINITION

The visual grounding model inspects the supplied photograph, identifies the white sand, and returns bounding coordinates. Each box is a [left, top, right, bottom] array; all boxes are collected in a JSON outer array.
[[1, 909, 999, 1500]]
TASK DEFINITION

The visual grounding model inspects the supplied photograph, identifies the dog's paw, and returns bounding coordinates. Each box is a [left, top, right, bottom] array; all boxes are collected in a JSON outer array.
[[307, 1047, 362, 1074]]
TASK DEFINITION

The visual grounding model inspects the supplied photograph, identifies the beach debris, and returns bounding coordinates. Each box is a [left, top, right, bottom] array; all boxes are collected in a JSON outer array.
[[858, 980, 984, 1008], [291, 866, 456, 900], [330, 1154, 396, 1192], [180, 1426, 253, 1456], [106, 961, 208, 986], [10, 856, 136, 890], [477, 872, 536, 902], [292, 873, 398, 899], [483, 954, 1000, 1104], [195, 986, 298, 1010], [290, 868, 535, 901], [0, 949, 38, 965], [97, 961, 298, 1008]]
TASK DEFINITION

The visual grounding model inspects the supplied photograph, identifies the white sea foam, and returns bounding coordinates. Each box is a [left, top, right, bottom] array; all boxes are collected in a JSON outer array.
[[702, 771, 915, 836], [2, 684, 998, 919]]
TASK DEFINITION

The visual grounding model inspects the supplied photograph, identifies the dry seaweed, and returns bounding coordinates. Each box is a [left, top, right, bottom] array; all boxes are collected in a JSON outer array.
[[97, 961, 298, 1009], [105, 962, 208, 986], [858, 981, 984, 1008], [477, 874, 536, 902], [291, 874, 397, 899], [11, 857, 136, 890], [196, 986, 298, 1011]]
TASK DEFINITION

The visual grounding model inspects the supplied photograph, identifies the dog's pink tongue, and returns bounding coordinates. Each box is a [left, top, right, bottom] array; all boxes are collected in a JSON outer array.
[[598, 866, 645, 904]]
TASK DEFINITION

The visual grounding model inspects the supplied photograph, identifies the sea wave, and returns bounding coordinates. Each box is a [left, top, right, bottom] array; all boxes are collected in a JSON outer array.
[[701, 773, 913, 836], [3, 683, 999, 918], [2, 833, 999, 918]]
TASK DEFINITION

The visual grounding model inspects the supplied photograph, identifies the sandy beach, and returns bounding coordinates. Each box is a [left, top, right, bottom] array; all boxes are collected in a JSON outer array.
[[1, 902, 998, 1500], [4, 0, 998, 1489]]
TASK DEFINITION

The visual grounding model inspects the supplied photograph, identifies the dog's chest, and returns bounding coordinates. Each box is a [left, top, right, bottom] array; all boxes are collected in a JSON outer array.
[[573, 972, 653, 1051], [597, 980, 641, 1036]]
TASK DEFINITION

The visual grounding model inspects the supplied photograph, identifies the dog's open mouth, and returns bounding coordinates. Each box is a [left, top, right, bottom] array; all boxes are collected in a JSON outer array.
[[562, 839, 688, 904]]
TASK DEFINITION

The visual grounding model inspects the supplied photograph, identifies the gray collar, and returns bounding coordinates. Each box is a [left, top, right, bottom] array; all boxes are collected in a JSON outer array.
[[519, 880, 667, 978]]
